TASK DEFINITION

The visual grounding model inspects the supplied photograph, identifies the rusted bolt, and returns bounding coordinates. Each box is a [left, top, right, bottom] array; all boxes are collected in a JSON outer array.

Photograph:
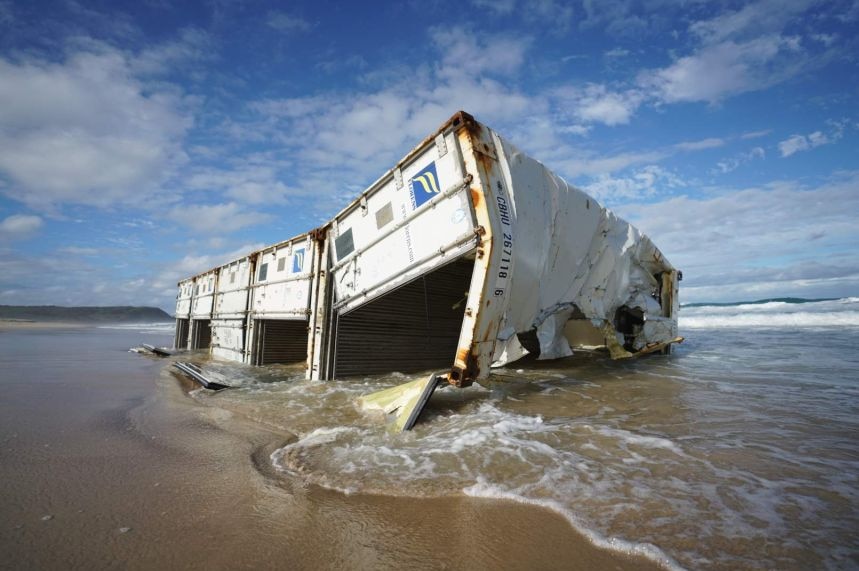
[[465, 308, 473, 317]]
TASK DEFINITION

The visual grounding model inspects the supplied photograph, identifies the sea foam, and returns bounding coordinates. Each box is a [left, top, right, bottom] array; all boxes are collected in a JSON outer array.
[[680, 297, 859, 328]]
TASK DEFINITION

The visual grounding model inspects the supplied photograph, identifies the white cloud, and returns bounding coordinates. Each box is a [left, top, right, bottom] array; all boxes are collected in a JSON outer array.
[[714, 146, 765, 173], [674, 138, 725, 151], [0, 47, 191, 210], [578, 0, 653, 38], [469, 0, 573, 32], [470, 0, 516, 14], [0, 214, 43, 239], [811, 33, 837, 47], [740, 129, 771, 139], [560, 124, 591, 136], [807, 131, 829, 146], [58, 246, 99, 256], [167, 202, 272, 234], [688, 0, 815, 44], [554, 150, 667, 178], [554, 83, 642, 126], [266, 11, 311, 33], [149, 242, 266, 296], [778, 134, 810, 157], [431, 27, 530, 78], [604, 47, 629, 58], [615, 172, 859, 301], [131, 28, 212, 75], [243, 28, 541, 214], [639, 35, 803, 104], [525, 0, 574, 33], [584, 165, 685, 202], [778, 122, 845, 157], [185, 163, 299, 205]]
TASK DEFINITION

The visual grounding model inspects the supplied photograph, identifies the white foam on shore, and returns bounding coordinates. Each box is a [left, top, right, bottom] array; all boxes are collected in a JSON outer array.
[[264, 398, 704, 568], [463, 481, 688, 571], [268, 408, 689, 570], [98, 322, 175, 333]]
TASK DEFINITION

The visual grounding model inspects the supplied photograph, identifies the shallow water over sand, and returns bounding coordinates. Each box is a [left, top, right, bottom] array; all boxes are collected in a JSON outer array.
[[0, 324, 660, 570], [2, 299, 858, 570], [193, 299, 859, 570]]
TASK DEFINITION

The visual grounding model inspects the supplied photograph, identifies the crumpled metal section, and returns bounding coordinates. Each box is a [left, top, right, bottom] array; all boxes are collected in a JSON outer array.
[[489, 138, 679, 366]]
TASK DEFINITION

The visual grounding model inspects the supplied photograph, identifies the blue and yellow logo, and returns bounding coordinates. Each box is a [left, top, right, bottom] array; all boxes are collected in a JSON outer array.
[[292, 248, 305, 273], [409, 162, 441, 210]]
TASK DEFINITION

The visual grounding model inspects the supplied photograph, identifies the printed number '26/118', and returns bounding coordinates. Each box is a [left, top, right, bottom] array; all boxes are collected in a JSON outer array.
[[494, 232, 513, 296]]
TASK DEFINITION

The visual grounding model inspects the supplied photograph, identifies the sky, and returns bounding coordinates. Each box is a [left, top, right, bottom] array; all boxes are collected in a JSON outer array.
[[0, 0, 857, 312]]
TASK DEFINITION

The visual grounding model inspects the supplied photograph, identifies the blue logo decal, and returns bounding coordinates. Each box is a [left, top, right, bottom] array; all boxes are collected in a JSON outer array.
[[292, 248, 305, 273], [409, 162, 441, 210]]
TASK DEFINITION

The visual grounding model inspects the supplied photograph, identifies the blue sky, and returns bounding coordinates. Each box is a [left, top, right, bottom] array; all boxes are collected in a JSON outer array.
[[0, 0, 857, 311]]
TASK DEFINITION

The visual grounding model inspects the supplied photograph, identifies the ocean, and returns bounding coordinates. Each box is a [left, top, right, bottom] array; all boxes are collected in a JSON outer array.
[[2, 297, 858, 570]]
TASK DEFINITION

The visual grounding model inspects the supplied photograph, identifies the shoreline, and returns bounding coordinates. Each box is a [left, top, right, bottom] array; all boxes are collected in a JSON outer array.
[[0, 320, 91, 330], [1, 325, 671, 570], [187, 387, 671, 571], [178, 373, 672, 571]]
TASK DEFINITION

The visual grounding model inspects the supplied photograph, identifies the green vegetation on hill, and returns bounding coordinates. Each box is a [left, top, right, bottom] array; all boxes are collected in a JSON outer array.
[[0, 305, 172, 323]]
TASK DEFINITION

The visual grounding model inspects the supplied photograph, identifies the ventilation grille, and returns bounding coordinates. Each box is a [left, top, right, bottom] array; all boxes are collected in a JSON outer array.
[[174, 319, 189, 349], [333, 257, 473, 378], [254, 319, 309, 365], [191, 319, 211, 349]]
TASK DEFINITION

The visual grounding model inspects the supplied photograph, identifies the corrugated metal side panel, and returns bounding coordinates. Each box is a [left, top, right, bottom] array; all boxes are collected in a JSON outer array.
[[191, 319, 211, 349], [174, 319, 189, 349], [255, 319, 309, 365], [333, 257, 473, 378]]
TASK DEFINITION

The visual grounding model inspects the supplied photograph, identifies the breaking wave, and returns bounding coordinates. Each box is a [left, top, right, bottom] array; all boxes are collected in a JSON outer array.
[[680, 297, 859, 328], [97, 322, 174, 333]]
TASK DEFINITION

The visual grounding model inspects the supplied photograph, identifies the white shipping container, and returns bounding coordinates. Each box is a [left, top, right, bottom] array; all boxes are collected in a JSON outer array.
[[210, 256, 254, 362]]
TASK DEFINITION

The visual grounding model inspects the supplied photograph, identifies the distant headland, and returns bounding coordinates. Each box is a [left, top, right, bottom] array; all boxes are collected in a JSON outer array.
[[0, 305, 172, 323]]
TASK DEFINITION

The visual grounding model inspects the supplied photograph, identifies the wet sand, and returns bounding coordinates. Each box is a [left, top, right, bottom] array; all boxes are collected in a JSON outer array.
[[0, 327, 665, 570]]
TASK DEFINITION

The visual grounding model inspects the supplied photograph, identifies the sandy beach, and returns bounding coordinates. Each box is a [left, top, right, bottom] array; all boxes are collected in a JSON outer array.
[[0, 325, 665, 570]]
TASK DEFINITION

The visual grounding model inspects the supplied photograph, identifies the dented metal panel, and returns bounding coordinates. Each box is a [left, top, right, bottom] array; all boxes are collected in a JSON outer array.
[[462, 123, 681, 375]]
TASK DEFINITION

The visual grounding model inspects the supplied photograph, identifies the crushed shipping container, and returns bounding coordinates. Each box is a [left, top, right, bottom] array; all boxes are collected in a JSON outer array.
[[313, 112, 681, 385], [173, 111, 681, 429]]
